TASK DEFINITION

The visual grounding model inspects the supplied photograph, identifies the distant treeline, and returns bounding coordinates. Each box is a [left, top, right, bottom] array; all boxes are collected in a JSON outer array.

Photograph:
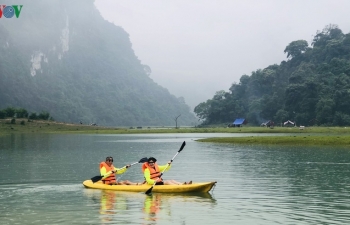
[[0, 107, 53, 121], [194, 24, 350, 127]]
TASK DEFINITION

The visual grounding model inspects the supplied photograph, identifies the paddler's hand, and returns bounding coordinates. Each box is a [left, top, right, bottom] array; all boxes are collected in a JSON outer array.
[[168, 161, 172, 165], [126, 164, 130, 168]]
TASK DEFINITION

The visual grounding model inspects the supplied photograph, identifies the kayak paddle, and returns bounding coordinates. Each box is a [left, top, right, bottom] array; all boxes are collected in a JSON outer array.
[[145, 141, 186, 195], [91, 157, 148, 183]]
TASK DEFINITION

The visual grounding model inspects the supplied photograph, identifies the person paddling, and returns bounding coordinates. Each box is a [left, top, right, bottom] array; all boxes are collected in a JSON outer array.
[[142, 157, 191, 185], [100, 156, 140, 185]]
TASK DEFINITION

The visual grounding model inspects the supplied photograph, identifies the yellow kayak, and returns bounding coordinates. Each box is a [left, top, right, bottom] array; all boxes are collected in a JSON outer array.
[[82, 180, 217, 193]]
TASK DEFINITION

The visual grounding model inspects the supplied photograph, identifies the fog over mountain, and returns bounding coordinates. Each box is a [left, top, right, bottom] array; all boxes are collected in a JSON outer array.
[[0, 0, 197, 126], [94, 0, 350, 110]]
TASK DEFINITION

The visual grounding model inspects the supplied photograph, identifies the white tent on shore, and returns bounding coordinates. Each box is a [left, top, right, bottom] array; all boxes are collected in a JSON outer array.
[[283, 120, 295, 126]]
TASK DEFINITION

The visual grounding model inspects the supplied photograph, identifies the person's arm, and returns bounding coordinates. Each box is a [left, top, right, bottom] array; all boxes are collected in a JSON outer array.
[[100, 165, 127, 178], [114, 166, 127, 175], [158, 163, 171, 172]]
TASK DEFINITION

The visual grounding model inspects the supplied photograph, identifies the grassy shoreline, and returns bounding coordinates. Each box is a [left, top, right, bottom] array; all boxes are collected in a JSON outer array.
[[1, 119, 350, 145], [197, 135, 350, 146]]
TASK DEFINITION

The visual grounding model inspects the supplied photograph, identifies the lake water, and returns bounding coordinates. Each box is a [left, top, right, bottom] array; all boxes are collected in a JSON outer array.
[[1, 133, 350, 224]]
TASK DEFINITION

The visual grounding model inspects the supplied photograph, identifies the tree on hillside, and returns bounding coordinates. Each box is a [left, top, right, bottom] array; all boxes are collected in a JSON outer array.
[[194, 101, 211, 123], [312, 24, 344, 47], [284, 40, 309, 59]]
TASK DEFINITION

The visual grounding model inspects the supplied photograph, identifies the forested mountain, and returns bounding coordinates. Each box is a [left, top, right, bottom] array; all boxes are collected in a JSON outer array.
[[195, 24, 350, 126], [0, 0, 196, 126]]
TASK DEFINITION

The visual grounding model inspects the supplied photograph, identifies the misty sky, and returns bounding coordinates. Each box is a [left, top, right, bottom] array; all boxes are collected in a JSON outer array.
[[94, 0, 350, 110]]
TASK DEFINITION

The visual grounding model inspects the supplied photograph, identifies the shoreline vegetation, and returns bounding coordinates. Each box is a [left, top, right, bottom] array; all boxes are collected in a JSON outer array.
[[1, 119, 350, 146], [197, 136, 350, 146]]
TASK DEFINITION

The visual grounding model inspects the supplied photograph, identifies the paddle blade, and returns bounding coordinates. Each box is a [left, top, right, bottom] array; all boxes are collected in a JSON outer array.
[[178, 141, 186, 152], [145, 186, 154, 195], [91, 175, 103, 183], [138, 157, 148, 163]]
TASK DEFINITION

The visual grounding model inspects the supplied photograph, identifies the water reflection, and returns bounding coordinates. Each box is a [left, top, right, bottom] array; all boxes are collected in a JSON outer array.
[[143, 194, 161, 222], [142, 192, 216, 223], [99, 190, 128, 223], [83, 189, 216, 224]]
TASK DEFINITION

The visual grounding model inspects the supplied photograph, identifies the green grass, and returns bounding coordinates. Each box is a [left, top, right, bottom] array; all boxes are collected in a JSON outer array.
[[1, 119, 350, 134], [197, 135, 350, 146], [1, 119, 350, 146]]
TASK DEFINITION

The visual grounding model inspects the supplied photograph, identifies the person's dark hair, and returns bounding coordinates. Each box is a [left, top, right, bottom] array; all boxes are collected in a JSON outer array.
[[106, 156, 113, 162], [148, 157, 157, 162]]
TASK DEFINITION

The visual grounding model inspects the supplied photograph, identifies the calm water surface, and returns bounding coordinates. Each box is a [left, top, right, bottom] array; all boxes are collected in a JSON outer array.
[[1, 133, 350, 224]]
